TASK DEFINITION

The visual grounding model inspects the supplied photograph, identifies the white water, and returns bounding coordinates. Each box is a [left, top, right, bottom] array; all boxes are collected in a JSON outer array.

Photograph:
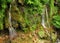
[[41, 7, 50, 28], [41, 7, 48, 29], [41, 7, 50, 36], [8, 3, 17, 40], [41, 10, 47, 28]]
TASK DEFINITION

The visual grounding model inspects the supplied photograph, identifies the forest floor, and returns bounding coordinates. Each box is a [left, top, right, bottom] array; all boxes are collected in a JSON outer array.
[[0, 28, 59, 43], [11, 29, 51, 43]]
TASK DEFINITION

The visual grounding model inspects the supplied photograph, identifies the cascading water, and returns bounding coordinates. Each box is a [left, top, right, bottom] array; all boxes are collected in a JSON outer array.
[[41, 8, 46, 28], [41, 7, 50, 28], [41, 6, 54, 43], [41, 7, 50, 37], [8, 1, 17, 40]]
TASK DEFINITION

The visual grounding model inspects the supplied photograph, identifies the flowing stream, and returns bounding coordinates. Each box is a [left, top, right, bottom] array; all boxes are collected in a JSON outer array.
[[8, 1, 17, 40]]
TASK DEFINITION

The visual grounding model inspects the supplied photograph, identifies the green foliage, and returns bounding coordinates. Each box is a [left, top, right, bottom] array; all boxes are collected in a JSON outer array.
[[24, 0, 44, 15], [24, 0, 40, 5], [7, 0, 12, 3], [21, 0, 49, 32], [54, 6, 58, 14], [0, 0, 60, 31], [40, 0, 49, 4], [49, 0, 54, 18], [57, 0, 60, 4], [52, 15, 60, 28], [51, 0, 60, 29], [22, 13, 41, 32], [57, 0, 60, 8], [0, 0, 12, 30]]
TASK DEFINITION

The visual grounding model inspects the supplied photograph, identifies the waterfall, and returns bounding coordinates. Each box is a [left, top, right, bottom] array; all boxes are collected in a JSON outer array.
[[41, 7, 50, 37], [8, 1, 17, 40], [41, 7, 50, 28], [41, 9, 46, 28]]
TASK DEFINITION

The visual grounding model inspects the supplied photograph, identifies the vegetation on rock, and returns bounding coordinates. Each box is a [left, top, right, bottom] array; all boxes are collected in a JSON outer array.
[[0, 0, 60, 43]]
